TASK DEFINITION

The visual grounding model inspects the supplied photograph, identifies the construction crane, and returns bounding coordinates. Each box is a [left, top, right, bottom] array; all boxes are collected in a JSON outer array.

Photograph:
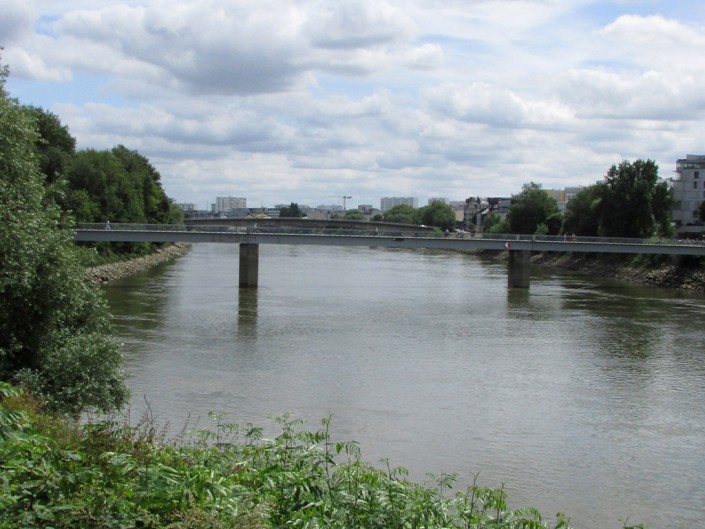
[[326, 195, 353, 210]]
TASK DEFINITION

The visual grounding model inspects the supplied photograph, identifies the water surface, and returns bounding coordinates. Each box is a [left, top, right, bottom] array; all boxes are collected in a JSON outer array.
[[105, 244, 705, 529]]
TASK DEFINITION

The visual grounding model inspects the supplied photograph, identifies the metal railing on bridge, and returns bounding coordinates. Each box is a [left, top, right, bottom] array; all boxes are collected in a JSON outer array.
[[76, 223, 705, 248]]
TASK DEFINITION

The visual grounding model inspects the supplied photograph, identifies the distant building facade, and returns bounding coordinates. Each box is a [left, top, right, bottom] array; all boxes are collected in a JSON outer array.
[[545, 186, 584, 211], [380, 197, 418, 212], [671, 154, 705, 231], [215, 196, 247, 216]]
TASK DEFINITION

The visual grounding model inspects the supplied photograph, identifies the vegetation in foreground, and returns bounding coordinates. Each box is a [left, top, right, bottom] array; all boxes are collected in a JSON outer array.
[[0, 384, 650, 529]]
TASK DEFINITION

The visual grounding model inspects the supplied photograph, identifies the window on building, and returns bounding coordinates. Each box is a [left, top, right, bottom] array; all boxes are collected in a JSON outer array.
[[694, 181, 699, 188], [695, 171, 700, 179]]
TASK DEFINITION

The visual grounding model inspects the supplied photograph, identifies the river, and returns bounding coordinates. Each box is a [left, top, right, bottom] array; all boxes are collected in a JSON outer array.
[[104, 243, 705, 529]]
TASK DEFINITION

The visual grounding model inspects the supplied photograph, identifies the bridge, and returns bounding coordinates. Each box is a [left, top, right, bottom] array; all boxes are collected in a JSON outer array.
[[75, 223, 705, 288]]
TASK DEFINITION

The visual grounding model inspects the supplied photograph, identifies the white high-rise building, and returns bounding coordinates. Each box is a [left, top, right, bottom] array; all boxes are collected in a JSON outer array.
[[215, 196, 247, 215], [671, 154, 705, 230], [380, 197, 418, 211]]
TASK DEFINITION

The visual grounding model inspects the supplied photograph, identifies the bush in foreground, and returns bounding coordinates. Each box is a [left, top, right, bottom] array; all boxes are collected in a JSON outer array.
[[1, 385, 649, 529]]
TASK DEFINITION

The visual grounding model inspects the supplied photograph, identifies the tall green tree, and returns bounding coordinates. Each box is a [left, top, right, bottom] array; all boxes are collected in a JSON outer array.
[[383, 204, 415, 224], [279, 202, 303, 217], [111, 145, 175, 224], [414, 200, 456, 230], [561, 186, 601, 236], [0, 62, 128, 415], [67, 149, 143, 223], [24, 105, 76, 185], [507, 182, 561, 235], [594, 159, 672, 238]]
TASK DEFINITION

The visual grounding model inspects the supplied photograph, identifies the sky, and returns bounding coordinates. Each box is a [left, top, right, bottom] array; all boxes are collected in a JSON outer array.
[[2, 0, 704, 210]]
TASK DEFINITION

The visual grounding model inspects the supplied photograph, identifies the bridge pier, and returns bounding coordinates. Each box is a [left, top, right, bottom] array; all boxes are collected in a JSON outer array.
[[507, 250, 531, 288], [239, 243, 259, 288]]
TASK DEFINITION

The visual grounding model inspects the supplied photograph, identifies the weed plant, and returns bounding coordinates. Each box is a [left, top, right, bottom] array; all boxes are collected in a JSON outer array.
[[1, 386, 647, 529]]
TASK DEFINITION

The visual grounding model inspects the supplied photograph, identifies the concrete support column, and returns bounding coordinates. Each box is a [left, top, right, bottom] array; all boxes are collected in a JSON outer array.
[[239, 243, 259, 288], [507, 250, 531, 288]]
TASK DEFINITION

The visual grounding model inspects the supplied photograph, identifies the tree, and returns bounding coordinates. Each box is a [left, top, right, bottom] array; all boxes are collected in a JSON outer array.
[[561, 186, 601, 236], [482, 212, 504, 233], [595, 159, 672, 238], [507, 182, 561, 235], [279, 202, 302, 217], [111, 145, 175, 224], [414, 200, 456, 230], [343, 209, 365, 220], [383, 204, 415, 224], [24, 105, 76, 185], [0, 62, 128, 416]]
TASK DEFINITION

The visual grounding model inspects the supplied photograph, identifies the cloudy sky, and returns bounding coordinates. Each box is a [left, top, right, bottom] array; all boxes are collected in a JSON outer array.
[[2, 0, 704, 210]]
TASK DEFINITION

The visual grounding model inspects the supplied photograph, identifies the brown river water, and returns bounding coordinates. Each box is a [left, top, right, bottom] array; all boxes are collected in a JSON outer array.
[[105, 243, 705, 529]]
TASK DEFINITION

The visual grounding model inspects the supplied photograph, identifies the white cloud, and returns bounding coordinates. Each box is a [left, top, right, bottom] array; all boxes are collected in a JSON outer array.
[[2, 1, 703, 207], [0, 1, 34, 43]]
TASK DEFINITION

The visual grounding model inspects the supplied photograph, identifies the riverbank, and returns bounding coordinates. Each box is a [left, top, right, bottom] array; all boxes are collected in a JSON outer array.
[[85, 243, 191, 285], [529, 252, 705, 291]]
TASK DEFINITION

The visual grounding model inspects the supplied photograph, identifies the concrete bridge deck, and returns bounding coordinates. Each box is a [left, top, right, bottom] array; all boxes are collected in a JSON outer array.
[[74, 223, 705, 288]]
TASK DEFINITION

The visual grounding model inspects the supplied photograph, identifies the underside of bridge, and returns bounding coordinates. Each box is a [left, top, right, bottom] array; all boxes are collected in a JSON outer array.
[[235, 242, 532, 289]]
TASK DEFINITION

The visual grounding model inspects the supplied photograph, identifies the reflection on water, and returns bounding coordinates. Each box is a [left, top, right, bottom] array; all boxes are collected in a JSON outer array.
[[105, 244, 705, 529], [238, 288, 258, 341]]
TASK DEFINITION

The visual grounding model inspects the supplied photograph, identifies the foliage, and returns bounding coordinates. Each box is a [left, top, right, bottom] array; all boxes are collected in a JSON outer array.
[[382, 202, 455, 230], [0, 63, 129, 416], [65, 145, 180, 226], [594, 159, 672, 238], [561, 186, 601, 236], [21, 98, 183, 260], [507, 182, 561, 235], [23, 105, 76, 185], [0, 398, 609, 529], [414, 200, 456, 231], [383, 204, 416, 224], [343, 209, 366, 220], [482, 212, 506, 233], [278, 202, 303, 217], [0, 382, 28, 440], [561, 160, 673, 238]]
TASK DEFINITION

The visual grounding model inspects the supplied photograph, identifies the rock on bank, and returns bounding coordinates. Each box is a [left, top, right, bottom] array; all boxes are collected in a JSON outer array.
[[86, 243, 191, 285], [530, 252, 705, 292]]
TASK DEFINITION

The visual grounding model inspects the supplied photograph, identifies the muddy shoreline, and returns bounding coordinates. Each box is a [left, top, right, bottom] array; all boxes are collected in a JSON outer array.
[[529, 252, 705, 291]]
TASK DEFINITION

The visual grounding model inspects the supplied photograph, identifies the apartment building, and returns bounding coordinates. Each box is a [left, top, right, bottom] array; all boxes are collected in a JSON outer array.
[[671, 154, 705, 230], [214, 196, 247, 216], [380, 197, 418, 212]]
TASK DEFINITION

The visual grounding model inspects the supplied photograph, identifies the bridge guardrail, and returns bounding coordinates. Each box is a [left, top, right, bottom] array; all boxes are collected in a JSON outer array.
[[76, 224, 705, 247]]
